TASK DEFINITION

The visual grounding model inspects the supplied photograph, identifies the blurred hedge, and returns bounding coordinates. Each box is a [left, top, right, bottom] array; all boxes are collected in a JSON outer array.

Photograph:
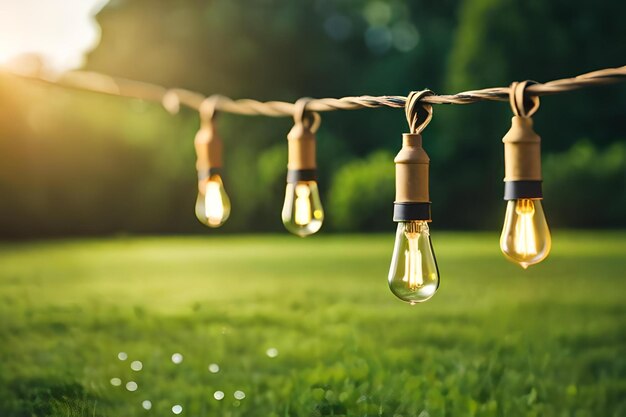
[[327, 151, 395, 231], [543, 140, 626, 228]]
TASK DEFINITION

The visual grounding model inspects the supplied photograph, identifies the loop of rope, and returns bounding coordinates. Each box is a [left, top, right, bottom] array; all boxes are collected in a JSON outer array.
[[199, 95, 222, 126], [293, 97, 321, 133], [509, 81, 540, 117], [405, 90, 435, 134], [162, 89, 181, 115]]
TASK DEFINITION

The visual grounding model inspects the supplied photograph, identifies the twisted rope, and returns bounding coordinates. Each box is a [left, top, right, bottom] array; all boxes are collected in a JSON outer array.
[[3, 65, 625, 117]]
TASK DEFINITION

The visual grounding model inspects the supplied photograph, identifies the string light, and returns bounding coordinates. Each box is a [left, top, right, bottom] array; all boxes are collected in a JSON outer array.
[[194, 96, 231, 228], [3, 65, 626, 302], [500, 82, 551, 268], [388, 91, 440, 304], [282, 99, 324, 237]]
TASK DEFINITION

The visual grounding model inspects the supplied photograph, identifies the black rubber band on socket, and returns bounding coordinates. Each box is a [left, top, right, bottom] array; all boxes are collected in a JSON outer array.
[[287, 169, 317, 183], [393, 202, 431, 222], [198, 168, 222, 181], [503, 180, 543, 200]]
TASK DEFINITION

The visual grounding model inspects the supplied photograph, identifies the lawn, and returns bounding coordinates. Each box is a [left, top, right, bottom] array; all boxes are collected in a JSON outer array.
[[0, 232, 625, 417]]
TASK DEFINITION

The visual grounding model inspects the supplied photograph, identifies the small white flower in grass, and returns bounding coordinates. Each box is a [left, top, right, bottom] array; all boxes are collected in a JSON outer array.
[[266, 347, 279, 358], [142, 400, 152, 410], [131, 360, 143, 371], [208, 363, 220, 373], [118, 352, 128, 361], [213, 390, 225, 400], [234, 390, 246, 400], [171, 353, 183, 364], [110, 377, 122, 386], [172, 404, 183, 414], [126, 381, 138, 392]]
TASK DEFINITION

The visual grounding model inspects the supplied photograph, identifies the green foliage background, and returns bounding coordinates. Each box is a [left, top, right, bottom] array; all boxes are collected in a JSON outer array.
[[0, 0, 624, 237]]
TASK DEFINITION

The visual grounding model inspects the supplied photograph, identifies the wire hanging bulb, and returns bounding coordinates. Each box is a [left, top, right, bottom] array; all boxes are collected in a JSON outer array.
[[388, 91, 440, 304], [281, 99, 324, 237], [194, 97, 231, 228], [500, 82, 551, 268]]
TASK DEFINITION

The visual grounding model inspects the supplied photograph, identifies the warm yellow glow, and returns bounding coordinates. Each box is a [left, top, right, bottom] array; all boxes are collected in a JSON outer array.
[[195, 175, 230, 228], [205, 180, 225, 226], [403, 230, 423, 289], [294, 184, 312, 226], [388, 221, 440, 304], [500, 199, 551, 268], [0, 0, 108, 72], [513, 199, 537, 257], [281, 181, 324, 237]]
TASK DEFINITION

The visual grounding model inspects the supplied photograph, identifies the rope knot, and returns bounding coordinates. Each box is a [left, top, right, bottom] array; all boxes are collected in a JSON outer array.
[[199, 95, 223, 127], [293, 97, 321, 132], [405, 90, 434, 134], [509, 81, 540, 117]]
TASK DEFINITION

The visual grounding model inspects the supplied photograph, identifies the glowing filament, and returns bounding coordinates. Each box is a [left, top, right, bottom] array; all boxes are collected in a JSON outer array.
[[205, 180, 225, 226], [514, 199, 537, 257], [403, 230, 423, 289], [294, 184, 312, 225]]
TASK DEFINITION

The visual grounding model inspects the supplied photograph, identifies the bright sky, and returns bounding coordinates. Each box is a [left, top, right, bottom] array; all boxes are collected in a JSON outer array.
[[0, 0, 108, 73]]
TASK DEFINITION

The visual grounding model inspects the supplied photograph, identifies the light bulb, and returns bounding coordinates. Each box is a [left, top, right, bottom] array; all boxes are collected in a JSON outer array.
[[500, 198, 551, 268], [195, 174, 231, 228], [388, 221, 440, 304], [281, 181, 323, 237]]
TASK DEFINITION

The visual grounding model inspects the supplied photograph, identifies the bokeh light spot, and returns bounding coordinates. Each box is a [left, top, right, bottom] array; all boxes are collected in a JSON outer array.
[[391, 22, 419, 52], [364, 26, 393, 54], [363, 1, 392, 26], [324, 14, 352, 41]]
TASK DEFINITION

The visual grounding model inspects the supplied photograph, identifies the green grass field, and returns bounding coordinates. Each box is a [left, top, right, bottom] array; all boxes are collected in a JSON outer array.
[[0, 232, 625, 417]]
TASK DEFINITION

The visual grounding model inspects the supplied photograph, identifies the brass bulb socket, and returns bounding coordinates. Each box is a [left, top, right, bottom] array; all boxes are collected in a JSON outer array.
[[502, 116, 542, 182], [195, 123, 223, 173], [287, 123, 316, 171], [394, 133, 430, 204], [195, 123, 223, 194]]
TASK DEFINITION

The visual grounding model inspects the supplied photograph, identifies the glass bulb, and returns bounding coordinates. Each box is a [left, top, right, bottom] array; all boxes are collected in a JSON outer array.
[[195, 175, 231, 228], [281, 181, 323, 237], [388, 221, 440, 304], [500, 198, 551, 268]]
